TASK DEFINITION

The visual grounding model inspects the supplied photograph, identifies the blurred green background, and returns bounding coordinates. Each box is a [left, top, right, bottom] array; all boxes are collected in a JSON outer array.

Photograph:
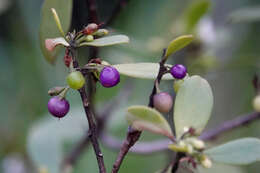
[[1, 0, 260, 172]]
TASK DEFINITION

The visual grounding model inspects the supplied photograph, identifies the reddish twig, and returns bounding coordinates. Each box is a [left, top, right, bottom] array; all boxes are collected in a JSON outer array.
[[61, 82, 133, 171], [111, 49, 167, 173], [101, 112, 260, 155]]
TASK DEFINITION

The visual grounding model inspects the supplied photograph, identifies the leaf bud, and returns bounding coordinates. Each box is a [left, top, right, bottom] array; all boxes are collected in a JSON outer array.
[[200, 155, 212, 168]]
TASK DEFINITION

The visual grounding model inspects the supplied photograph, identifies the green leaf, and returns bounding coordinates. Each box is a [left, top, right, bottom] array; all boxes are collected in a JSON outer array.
[[174, 75, 213, 138], [165, 35, 194, 58], [228, 7, 260, 23], [79, 35, 129, 47], [184, 0, 211, 32], [126, 105, 174, 139], [27, 107, 88, 173], [113, 63, 173, 80], [39, 0, 72, 64], [205, 138, 260, 165]]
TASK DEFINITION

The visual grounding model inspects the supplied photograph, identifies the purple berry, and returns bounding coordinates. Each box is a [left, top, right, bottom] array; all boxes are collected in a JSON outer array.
[[48, 96, 70, 118], [100, 66, 120, 88], [153, 92, 173, 113], [170, 64, 187, 79]]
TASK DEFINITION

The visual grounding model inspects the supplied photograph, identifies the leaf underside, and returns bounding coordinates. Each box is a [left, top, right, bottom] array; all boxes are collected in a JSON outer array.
[[205, 138, 260, 165], [174, 75, 213, 138], [126, 105, 174, 139], [113, 63, 173, 80]]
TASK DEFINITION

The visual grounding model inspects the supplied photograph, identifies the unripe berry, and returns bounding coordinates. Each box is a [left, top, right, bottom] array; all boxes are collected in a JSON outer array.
[[170, 64, 187, 79], [253, 95, 260, 112], [83, 23, 98, 35], [67, 71, 85, 90], [153, 92, 173, 113], [95, 29, 109, 37], [100, 66, 120, 88], [86, 35, 94, 42], [48, 96, 70, 118]]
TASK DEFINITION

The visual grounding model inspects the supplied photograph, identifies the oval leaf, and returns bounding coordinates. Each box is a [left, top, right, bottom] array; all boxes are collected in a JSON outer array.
[[126, 105, 174, 140], [174, 75, 213, 138], [184, 0, 211, 32], [79, 35, 129, 47], [39, 0, 72, 64], [165, 35, 194, 58], [205, 138, 260, 165], [113, 63, 173, 80], [27, 107, 88, 173]]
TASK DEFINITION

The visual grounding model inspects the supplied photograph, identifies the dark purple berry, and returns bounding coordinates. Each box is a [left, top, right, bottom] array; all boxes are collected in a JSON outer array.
[[48, 96, 70, 118], [100, 66, 120, 88], [170, 64, 187, 79], [153, 92, 173, 113]]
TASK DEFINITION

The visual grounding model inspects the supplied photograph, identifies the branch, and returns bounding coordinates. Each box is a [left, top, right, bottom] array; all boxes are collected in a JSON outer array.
[[86, 0, 99, 23], [61, 82, 133, 171], [199, 112, 260, 140], [101, 112, 260, 155], [68, 46, 106, 173], [101, 133, 171, 154], [111, 50, 167, 173], [105, 0, 131, 27]]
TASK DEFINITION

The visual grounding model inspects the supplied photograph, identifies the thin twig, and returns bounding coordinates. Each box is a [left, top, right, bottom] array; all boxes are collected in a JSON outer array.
[[101, 133, 171, 154], [70, 46, 106, 173], [61, 82, 133, 171], [199, 112, 260, 140], [105, 0, 131, 27], [101, 112, 260, 155], [86, 0, 99, 23], [111, 49, 167, 173]]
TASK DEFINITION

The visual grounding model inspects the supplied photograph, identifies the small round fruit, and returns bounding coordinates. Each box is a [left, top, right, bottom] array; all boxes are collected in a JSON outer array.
[[48, 96, 70, 118], [153, 92, 173, 113], [100, 66, 120, 88], [170, 64, 187, 79], [67, 71, 85, 90], [253, 95, 260, 112], [86, 35, 94, 42]]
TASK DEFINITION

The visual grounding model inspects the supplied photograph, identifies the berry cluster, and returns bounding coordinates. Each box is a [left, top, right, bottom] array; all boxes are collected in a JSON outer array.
[[47, 65, 120, 118], [153, 64, 187, 113]]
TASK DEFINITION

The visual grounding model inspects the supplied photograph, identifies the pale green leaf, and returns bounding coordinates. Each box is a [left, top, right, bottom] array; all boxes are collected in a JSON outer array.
[[113, 63, 173, 80], [228, 7, 260, 23], [27, 107, 88, 173], [39, 0, 72, 64], [174, 75, 213, 138], [165, 35, 194, 58], [79, 35, 129, 47], [184, 0, 211, 32], [205, 138, 260, 165], [126, 105, 174, 139]]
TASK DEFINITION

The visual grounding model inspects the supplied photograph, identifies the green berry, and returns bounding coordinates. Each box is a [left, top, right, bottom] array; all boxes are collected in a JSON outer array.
[[67, 71, 85, 90], [86, 35, 94, 42]]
